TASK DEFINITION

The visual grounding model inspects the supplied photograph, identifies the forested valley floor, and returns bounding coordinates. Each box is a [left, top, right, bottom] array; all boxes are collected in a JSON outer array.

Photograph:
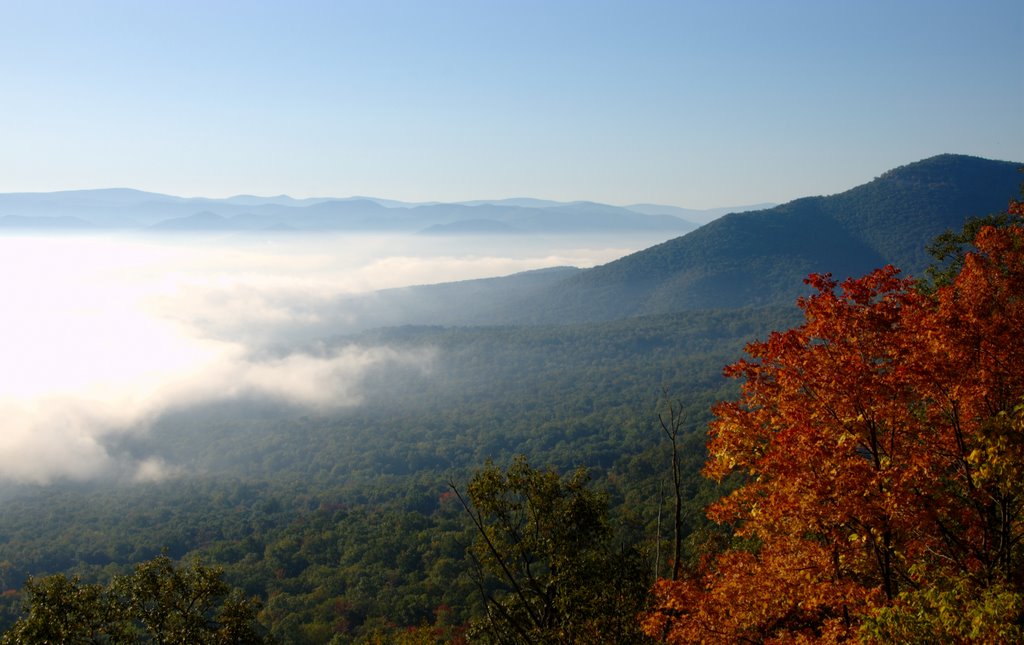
[[0, 307, 797, 642]]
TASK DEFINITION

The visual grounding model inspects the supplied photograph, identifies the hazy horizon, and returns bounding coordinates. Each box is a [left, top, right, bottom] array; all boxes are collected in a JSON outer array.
[[0, 186, 779, 228], [1, 2, 1019, 207]]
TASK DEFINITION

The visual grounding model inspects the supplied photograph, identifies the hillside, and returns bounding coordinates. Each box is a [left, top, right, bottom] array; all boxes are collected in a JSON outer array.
[[325, 267, 583, 332], [360, 154, 1019, 327], [521, 154, 1021, 321], [532, 154, 1019, 321]]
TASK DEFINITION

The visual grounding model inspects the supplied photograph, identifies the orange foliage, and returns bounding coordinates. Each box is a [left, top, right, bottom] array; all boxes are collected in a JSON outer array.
[[644, 218, 1024, 643]]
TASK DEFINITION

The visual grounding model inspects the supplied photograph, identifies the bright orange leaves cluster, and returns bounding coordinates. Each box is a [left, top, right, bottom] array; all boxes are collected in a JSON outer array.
[[644, 214, 1024, 643]]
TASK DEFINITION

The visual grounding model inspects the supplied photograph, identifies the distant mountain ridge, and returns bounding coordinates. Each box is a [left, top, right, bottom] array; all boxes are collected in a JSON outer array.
[[339, 154, 1022, 330], [0, 189, 770, 235]]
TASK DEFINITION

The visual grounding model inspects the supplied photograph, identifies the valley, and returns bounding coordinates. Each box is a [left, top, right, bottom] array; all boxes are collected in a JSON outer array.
[[0, 154, 1020, 642]]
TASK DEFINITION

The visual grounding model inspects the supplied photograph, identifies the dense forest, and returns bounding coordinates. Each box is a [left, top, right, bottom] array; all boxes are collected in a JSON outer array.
[[0, 305, 798, 641], [0, 160, 1021, 642]]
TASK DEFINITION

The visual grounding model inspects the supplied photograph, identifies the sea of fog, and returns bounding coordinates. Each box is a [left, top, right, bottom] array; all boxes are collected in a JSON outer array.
[[0, 230, 674, 484]]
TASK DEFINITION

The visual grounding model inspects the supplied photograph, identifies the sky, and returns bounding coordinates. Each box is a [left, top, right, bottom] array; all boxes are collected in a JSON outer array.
[[0, 0, 1020, 208]]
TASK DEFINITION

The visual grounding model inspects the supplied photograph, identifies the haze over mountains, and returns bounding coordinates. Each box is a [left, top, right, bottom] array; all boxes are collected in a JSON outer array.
[[7, 154, 1016, 336], [0, 189, 771, 235], [327, 154, 1023, 330]]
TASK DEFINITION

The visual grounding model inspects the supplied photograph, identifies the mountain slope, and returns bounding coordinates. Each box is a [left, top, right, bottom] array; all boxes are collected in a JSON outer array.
[[325, 267, 583, 332], [626, 202, 777, 225], [512, 154, 1021, 322], [353, 154, 1019, 328]]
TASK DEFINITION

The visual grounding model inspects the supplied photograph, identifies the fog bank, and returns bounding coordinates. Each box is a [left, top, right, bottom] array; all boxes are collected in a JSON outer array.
[[0, 231, 671, 483]]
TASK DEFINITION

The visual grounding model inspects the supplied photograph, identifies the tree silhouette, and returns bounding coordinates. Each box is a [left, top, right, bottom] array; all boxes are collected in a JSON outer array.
[[451, 456, 650, 644]]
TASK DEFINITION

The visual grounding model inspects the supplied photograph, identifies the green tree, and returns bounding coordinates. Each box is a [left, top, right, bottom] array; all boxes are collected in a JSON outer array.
[[2, 555, 269, 644], [451, 456, 651, 644], [0, 575, 127, 644], [923, 190, 1023, 289]]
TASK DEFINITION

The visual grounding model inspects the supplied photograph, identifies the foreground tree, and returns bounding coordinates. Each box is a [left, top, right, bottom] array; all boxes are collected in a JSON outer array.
[[644, 214, 1024, 643], [451, 456, 651, 644], [3, 555, 269, 644], [0, 575, 125, 644]]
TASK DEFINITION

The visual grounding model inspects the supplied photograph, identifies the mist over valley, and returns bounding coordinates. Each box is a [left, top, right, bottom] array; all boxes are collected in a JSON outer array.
[[0, 154, 1020, 641], [0, 227, 691, 485], [2, 0, 1021, 637]]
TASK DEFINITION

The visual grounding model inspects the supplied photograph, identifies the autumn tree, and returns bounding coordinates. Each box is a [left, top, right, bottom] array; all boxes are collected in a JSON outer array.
[[644, 212, 1024, 643], [451, 456, 651, 644]]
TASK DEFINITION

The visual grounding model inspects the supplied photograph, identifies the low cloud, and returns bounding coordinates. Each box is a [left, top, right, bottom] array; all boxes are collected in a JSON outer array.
[[0, 234, 450, 484], [236, 345, 435, 408], [0, 342, 436, 485], [0, 231, 659, 484]]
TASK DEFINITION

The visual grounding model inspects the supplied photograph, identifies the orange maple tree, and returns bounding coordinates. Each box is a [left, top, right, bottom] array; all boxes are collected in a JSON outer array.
[[643, 207, 1024, 643]]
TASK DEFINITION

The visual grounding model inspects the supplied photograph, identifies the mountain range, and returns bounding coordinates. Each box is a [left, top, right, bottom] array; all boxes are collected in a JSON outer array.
[[0, 189, 771, 235], [331, 154, 1022, 330], [2, 154, 1019, 332]]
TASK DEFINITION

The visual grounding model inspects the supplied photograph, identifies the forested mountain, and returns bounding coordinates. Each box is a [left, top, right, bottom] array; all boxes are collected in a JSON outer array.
[[327, 267, 584, 331], [500, 154, 1022, 321], [327, 154, 1022, 329]]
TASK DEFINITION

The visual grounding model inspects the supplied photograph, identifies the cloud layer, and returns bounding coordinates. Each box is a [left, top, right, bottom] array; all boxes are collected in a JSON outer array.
[[0, 231, 664, 483]]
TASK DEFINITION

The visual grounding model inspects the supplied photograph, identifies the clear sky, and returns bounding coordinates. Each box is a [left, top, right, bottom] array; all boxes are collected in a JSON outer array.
[[1, 0, 1020, 208]]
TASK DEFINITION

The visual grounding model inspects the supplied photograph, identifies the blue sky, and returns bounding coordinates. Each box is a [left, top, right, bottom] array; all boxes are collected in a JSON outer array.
[[1, 0, 1020, 207]]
